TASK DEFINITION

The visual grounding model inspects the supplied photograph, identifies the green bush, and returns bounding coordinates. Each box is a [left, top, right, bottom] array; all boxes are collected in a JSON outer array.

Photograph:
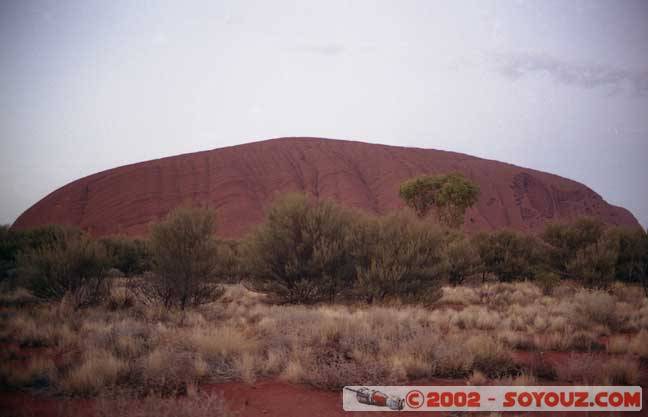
[[610, 228, 648, 290], [473, 230, 541, 282], [149, 206, 223, 309], [17, 227, 110, 307], [1, 225, 81, 287], [100, 236, 152, 276], [353, 213, 446, 303], [244, 194, 355, 303], [444, 234, 480, 286]]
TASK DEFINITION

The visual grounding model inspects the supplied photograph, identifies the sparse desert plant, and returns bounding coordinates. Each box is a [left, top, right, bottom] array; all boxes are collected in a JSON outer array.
[[607, 335, 629, 354], [149, 206, 224, 309], [628, 329, 648, 358], [466, 335, 517, 378], [601, 356, 640, 385], [523, 353, 556, 380], [495, 370, 538, 386], [556, 354, 601, 384], [60, 350, 127, 395], [572, 289, 617, 327], [0, 287, 38, 307], [439, 285, 480, 305], [17, 228, 111, 307], [0, 356, 57, 389], [100, 236, 152, 276], [95, 389, 234, 417], [466, 370, 488, 385]]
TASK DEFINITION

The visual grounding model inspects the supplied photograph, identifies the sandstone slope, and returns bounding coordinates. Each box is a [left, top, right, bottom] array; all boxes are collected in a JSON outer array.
[[12, 137, 640, 237]]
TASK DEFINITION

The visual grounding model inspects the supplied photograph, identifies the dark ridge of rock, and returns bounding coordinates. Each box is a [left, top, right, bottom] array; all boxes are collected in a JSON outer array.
[[12, 137, 641, 238]]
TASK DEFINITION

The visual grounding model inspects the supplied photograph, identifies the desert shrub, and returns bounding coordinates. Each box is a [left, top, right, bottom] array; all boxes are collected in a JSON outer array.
[[0, 357, 57, 389], [556, 354, 600, 384], [628, 330, 648, 358], [2, 225, 88, 291], [0, 225, 19, 285], [601, 356, 640, 385], [445, 234, 480, 286], [100, 236, 152, 276], [466, 335, 518, 378], [215, 240, 243, 283], [466, 370, 488, 385], [0, 287, 39, 307], [353, 213, 446, 303], [244, 194, 356, 303], [148, 206, 224, 309], [542, 218, 622, 288], [17, 228, 110, 307], [60, 349, 127, 395], [439, 286, 480, 305], [473, 231, 541, 282], [607, 335, 629, 354], [534, 271, 561, 295], [610, 228, 648, 293], [572, 289, 617, 327], [523, 353, 556, 380], [286, 345, 392, 389], [566, 233, 619, 288]]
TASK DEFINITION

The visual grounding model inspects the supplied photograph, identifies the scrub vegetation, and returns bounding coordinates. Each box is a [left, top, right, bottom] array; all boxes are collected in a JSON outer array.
[[1, 188, 647, 414]]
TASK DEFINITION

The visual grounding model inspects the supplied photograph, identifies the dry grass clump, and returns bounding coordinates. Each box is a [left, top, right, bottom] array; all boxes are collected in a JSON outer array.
[[602, 356, 641, 385], [60, 350, 127, 395], [0, 357, 57, 389], [94, 388, 234, 417], [497, 330, 535, 350], [466, 335, 517, 378], [628, 329, 648, 358], [494, 371, 538, 386], [440, 286, 480, 305], [0, 288, 39, 308], [452, 306, 501, 330], [571, 290, 617, 327], [557, 354, 640, 385], [607, 335, 630, 354], [466, 370, 488, 385], [522, 353, 556, 380]]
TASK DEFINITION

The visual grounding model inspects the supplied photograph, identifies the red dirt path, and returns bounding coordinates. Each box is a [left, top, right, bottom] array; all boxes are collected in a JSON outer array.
[[2, 378, 646, 417]]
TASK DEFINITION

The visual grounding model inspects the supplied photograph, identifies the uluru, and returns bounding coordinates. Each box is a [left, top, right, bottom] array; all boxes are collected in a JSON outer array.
[[11, 137, 641, 238]]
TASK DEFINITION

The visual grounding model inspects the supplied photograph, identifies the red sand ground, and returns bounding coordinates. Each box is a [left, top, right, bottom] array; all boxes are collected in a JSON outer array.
[[12, 137, 640, 238], [2, 377, 646, 417]]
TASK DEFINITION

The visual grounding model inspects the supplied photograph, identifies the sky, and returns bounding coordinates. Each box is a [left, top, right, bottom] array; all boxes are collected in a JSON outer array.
[[1, 0, 647, 227]]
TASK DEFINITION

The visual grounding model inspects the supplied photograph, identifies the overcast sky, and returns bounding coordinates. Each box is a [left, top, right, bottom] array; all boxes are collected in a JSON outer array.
[[1, 0, 647, 227]]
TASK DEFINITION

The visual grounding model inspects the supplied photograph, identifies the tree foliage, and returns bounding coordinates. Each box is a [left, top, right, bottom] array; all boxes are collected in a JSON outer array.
[[399, 173, 480, 228]]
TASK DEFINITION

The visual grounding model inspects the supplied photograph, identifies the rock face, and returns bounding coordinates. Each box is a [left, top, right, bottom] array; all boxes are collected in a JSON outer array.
[[12, 137, 640, 238]]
